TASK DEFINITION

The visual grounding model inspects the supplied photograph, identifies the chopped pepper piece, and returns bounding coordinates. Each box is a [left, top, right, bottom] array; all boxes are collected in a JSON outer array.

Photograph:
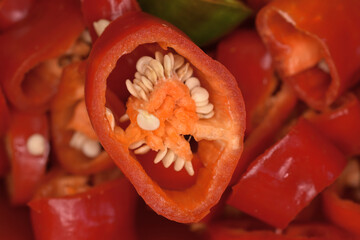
[[0, 0, 84, 112], [86, 11, 245, 223], [228, 119, 347, 228], [256, 0, 360, 110]]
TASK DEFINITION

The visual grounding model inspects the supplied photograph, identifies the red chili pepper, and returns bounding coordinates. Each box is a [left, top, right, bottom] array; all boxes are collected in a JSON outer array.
[[29, 170, 137, 240], [51, 61, 121, 175], [228, 118, 347, 228], [322, 160, 360, 236], [81, 0, 140, 42], [0, 0, 84, 112], [6, 111, 50, 205], [305, 93, 360, 157], [86, 12, 245, 223], [231, 83, 297, 185], [0, 181, 34, 240], [256, 0, 360, 110], [216, 29, 277, 136], [0, 0, 34, 31]]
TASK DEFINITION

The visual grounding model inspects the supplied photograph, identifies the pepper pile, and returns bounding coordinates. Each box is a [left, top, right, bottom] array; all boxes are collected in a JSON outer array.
[[0, 0, 360, 239]]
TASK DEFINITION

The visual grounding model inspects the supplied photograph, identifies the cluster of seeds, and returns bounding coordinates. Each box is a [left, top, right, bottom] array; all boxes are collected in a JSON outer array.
[[105, 51, 217, 176], [124, 51, 214, 119], [69, 131, 102, 158]]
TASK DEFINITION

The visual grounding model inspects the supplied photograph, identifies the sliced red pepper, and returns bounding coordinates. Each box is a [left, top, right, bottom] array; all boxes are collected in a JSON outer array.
[[6, 110, 50, 205], [51, 61, 121, 175], [256, 0, 360, 110], [0, 0, 34, 31], [29, 169, 137, 240], [81, 0, 140, 42], [322, 159, 360, 236], [305, 93, 360, 156], [228, 118, 347, 228], [231, 83, 297, 185], [0, 0, 84, 112], [86, 11, 245, 222], [216, 29, 277, 136], [0, 181, 34, 240]]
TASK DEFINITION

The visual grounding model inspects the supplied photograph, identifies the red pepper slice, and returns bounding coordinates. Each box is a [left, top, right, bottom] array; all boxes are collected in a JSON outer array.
[[231, 83, 297, 185], [0, 0, 34, 31], [305, 93, 360, 156], [216, 29, 277, 136], [256, 0, 360, 110], [86, 12, 245, 223], [81, 0, 140, 42], [322, 159, 360, 236], [6, 111, 50, 205], [0, 0, 84, 112], [228, 118, 347, 228], [51, 61, 122, 175], [29, 170, 137, 240]]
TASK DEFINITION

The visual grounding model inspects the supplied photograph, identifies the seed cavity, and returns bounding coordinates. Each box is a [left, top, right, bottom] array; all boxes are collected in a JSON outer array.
[[93, 19, 110, 37], [318, 59, 330, 73], [70, 131, 101, 158], [125, 51, 214, 119], [122, 51, 217, 176], [26, 134, 47, 156], [136, 110, 160, 131]]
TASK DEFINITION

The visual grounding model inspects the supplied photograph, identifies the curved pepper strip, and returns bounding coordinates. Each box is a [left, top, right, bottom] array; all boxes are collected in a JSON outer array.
[[29, 170, 137, 240], [0, 181, 34, 240], [305, 94, 360, 157], [216, 29, 277, 136], [322, 160, 360, 236], [86, 11, 245, 223], [0, 0, 84, 112], [227, 118, 347, 228], [0, 86, 10, 176], [0, 0, 34, 31], [256, 0, 360, 110], [81, 0, 140, 42], [230, 83, 297, 185], [51, 61, 121, 175], [137, 0, 252, 46], [6, 111, 50, 205]]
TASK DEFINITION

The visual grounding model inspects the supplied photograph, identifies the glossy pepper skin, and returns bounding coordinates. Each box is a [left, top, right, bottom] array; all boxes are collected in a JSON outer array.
[[29, 176, 138, 240], [51, 61, 117, 175], [0, 0, 84, 112], [216, 29, 277, 136], [256, 0, 360, 110], [228, 119, 347, 229], [0, 0, 34, 31], [6, 111, 50, 205], [81, 0, 140, 42], [305, 94, 360, 157], [86, 11, 245, 223]]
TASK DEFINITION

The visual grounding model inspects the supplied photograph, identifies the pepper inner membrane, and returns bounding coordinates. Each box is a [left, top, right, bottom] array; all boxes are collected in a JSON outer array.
[[106, 44, 224, 190], [265, 11, 332, 102]]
